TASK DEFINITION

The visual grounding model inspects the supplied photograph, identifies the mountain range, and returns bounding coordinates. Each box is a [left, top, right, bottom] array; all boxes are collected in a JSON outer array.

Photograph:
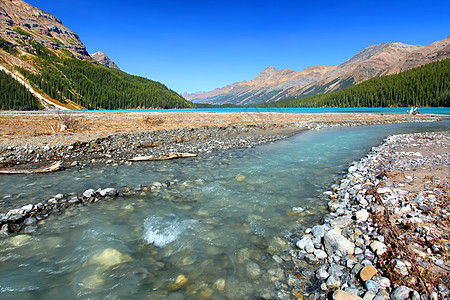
[[0, 0, 191, 110], [184, 36, 450, 105]]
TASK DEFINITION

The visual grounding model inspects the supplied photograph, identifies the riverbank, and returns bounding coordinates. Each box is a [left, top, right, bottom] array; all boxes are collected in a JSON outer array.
[[284, 131, 449, 300], [0, 111, 442, 170]]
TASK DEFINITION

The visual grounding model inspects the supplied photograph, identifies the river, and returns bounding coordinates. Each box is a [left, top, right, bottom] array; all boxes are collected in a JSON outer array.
[[0, 120, 448, 299]]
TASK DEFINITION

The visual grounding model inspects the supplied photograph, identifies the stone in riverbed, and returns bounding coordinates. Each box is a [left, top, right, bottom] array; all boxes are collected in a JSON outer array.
[[324, 229, 355, 256], [330, 216, 352, 228], [332, 290, 363, 300], [355, 209, 369, 222], [296, 236, 314, 250], [99, 188, 118, 197], [370, 241, 387, 256], [391, 285, 420, 300], [245, 261, 261, 277], [377, 187, 392, 194], [365, 280, 380, 293], [84, 248, 132, 270], [83, 189, 96, 198], [360, 265, 378, 281], [326, 274, 341, 289], [311, 225, 326, 238]]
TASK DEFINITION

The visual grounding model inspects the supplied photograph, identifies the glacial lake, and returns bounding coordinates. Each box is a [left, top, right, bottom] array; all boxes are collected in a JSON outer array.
[[0, 120, 449, 299]]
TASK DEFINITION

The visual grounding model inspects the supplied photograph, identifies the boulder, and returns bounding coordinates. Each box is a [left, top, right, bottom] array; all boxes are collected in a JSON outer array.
[[324, 229, 355, 256]]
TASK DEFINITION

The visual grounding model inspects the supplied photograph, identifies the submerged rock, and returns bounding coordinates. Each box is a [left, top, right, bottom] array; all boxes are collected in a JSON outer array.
[[84, 248, 132, 269]]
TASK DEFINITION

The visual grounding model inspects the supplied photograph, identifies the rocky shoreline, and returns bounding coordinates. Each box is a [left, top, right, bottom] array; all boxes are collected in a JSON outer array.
[[281, 131, 449, 300], [0, 113, 442, 171], [0, 115, 448, 299]]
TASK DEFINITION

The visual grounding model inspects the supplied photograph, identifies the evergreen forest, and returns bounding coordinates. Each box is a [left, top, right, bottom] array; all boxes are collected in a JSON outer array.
[[13, 40, 194, 110], [0, 69, 41, 110], [271, 59, 449, 108]]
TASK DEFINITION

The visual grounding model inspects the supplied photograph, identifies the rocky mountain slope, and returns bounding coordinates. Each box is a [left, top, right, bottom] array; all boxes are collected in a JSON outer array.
[[91, 51, 120, 70], [186, 36, 450, 105], [0, 0, 191, 110]]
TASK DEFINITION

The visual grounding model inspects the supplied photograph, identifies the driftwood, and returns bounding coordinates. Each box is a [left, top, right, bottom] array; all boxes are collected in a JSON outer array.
[[0, 161, 62, 174], [129, 153, 198, 162]]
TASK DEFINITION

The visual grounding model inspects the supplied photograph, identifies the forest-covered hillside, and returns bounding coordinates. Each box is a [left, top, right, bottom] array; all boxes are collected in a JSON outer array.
[[12, 41, 193, 110], [271, 59, 449, 108], [0, 69, 41, 110]]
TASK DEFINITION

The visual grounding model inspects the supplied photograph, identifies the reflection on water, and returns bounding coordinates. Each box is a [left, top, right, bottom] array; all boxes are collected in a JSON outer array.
[[0, 120, 448, 299]]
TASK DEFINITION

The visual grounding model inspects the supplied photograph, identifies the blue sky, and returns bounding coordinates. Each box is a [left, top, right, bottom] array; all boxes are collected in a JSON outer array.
[[26, 0, 450, 94]]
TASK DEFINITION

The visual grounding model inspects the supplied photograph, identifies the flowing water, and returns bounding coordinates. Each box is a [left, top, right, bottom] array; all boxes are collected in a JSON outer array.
[[0, 120, 449, 299]]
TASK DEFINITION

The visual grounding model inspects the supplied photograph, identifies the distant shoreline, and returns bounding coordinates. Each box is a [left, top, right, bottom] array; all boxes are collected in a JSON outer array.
[[0, 111, 443, 171]]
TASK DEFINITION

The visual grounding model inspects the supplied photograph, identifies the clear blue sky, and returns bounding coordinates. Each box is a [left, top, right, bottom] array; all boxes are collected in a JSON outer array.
[[26, 0, 450, 94]]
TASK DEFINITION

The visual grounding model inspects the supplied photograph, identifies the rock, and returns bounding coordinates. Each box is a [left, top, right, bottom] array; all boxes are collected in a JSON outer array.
[[99, 188, 118, 197], [316, 266, 329, 280], [0, 224, 10, 236], [245, 261, 261, 277], [305, 254, 320, 265], [23, 217, 37, 225], [311, 225, 326, 238], [362, 291, 376, 300], [377, 187, 392, 194], [392, 259, 409, 276], [235, 175, 246, 181], [328, 200, 341, 212], [391, 286, 420, 300], [324, 229, 355, 256], [83, 189, 96, 198], [332, 289, 362, 300], [213, 278, 226, 291], [365, 280, 380, 293], [314, 249, 328, 260], [355, 209, 370, 222], [370, 241, 387, 255], [326, 274, 341, 289], [330, 216, 352, 228], [296, 236, 314, 250], [20, 204, 33, 213], [7, 234, 31, 247], [84, 248, 132, 269], [68, 197, 81, 204], [360, 265, 378, 281]]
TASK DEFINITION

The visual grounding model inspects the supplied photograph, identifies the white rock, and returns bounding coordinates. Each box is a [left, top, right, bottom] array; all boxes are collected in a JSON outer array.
[[355, 209, 369, 222], [83, 189, 96, 198], [99, 188, 117, 197], [377, 187, 392, 194], [314, 249, 328, 260], [296, 236, 314, 250], [20, 204, 33, 213], [324, 229, 355, 256]]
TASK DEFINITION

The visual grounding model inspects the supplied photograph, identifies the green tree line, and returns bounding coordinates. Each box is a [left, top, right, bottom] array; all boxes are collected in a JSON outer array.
[[15, 40, 194, 110], [0, 70, 41, 110], [271, 58, 449, 108]]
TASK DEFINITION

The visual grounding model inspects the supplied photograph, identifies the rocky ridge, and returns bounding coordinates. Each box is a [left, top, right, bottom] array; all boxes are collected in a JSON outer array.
[[186, 36, 450, 105], [91, 51, 120, 70], [0, 0, 90, 60]]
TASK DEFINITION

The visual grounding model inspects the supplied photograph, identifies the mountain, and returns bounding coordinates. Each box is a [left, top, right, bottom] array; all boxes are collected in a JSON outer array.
[[273, 58, 449, 108], [185, 36, 450, 105], [91, 51, 120, 70], [0, 0, 192, 110]]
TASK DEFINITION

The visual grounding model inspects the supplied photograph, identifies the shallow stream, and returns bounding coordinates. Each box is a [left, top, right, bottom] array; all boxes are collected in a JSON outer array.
[[0, 120, 448, 299]]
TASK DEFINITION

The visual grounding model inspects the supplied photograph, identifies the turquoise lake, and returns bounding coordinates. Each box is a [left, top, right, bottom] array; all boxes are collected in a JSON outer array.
[[0, 119, 449, 299]]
